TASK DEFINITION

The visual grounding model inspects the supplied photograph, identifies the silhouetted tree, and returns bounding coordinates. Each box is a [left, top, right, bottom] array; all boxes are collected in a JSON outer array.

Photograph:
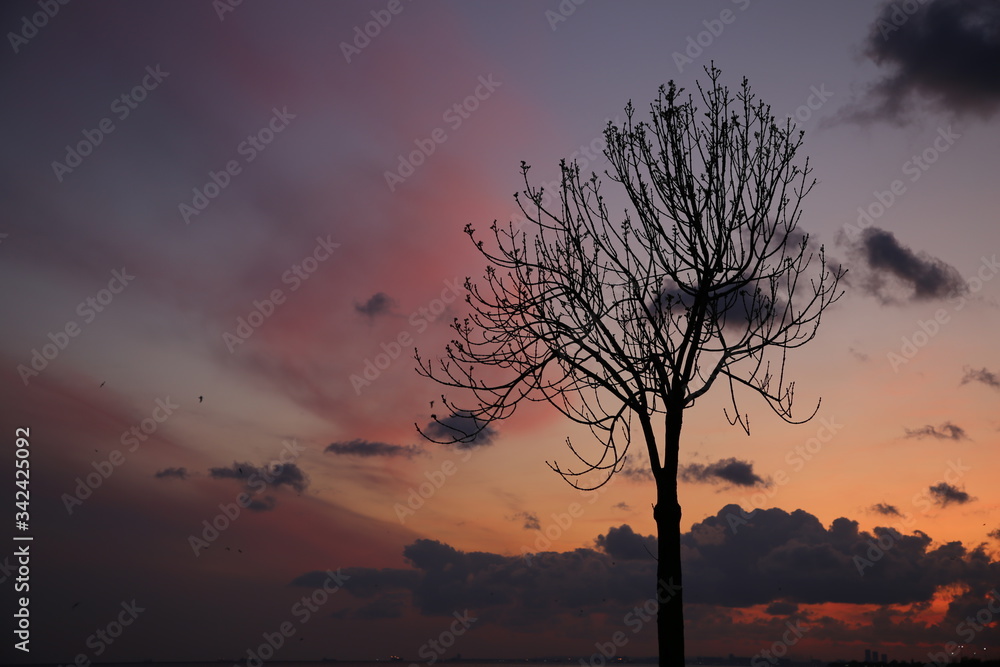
[[416, 65, 844, 666]]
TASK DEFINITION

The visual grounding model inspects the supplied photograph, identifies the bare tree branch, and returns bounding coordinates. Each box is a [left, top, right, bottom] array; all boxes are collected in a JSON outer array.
[[415, 64, 844, 666]]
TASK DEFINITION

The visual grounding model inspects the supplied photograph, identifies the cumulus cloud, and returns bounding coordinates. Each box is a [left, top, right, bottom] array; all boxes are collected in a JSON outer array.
[[928, 482, 974, 507], [679, 457, 768, 488], [904, 422, 968, 441], [294, 536, 651, 627], [355, 292, 395, 317], [325, 439, 421, 458], [961, 366, 1000, 390], [154, 466, 188, 480], [595, 525, 657, 561], [290, 506, 1000, 634], [422, 411, 498, 449], [847, 228, 966, 303], [684, 504, 1000, 607], [849, 0, 1000, 123]]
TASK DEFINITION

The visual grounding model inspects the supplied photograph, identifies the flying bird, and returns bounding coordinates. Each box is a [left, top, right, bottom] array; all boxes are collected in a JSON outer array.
[[99, 381, 105, 387], [198, 396, 203, 403]]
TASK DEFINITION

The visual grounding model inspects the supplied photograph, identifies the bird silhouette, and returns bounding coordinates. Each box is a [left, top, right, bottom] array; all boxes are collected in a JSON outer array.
[[198, 396, 203, 403], [99, 381, 105, 387]]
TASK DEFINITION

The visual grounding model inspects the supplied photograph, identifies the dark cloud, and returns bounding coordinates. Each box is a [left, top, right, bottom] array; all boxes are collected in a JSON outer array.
[[612, 502, 632, 511], [848, 228, 966, 303], [209, 461, 307, 491], [684, 504, 1000, 607], [652, 278, 785, 333], [247, 496, 277, 512], [870, 503, 902, 517], [961, 366, 1000, 389], [619, 461, 654, 482], [422, 411, 498, 449], [509, 511, 541, 531], [679, 457, 767, 488], [595, 524, 657, 561], [154, 467, 188, 480], [764, 600, 799, 616], [208, 464, 251, 482], [928, 482, 974, 507], [325, 439, 421, 458], [852, 0, 1000, 122], [290, 507, 1000, 634], [849, 346, 870, 362], [298, 536, 652, 628], [291, 567, 419, 597], [355, 292, 395, 317], [207, 461, 308, 510], [904, 422, 968, 441], [989, 528, 1000, 541]]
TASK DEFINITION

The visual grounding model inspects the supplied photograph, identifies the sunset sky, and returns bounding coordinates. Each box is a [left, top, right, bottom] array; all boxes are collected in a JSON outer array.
[[2, 0, 1000, 663]]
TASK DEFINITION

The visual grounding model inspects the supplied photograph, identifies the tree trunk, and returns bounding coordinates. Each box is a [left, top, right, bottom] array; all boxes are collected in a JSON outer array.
[[654, 406, 685, 666]]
